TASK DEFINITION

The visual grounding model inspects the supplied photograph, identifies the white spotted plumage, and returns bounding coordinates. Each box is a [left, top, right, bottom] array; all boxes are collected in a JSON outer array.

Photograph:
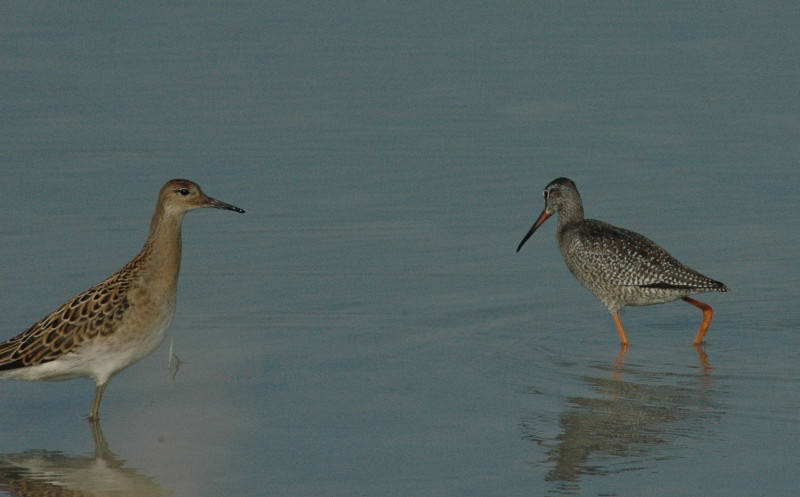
[[517, 177, 727, 345]]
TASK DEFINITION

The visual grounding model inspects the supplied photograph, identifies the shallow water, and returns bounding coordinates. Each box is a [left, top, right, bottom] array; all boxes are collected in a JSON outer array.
[[1, 1, 799, 496]]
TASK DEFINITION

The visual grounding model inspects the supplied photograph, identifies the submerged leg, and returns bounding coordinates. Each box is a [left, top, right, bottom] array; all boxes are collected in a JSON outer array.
[[612, 342, 628, 377], [683, 297, 714, 345], [89, 417, 113, 459], [692, 343, 713, 373], [611, 312, 628, 346], [89, 383, 108, 421]]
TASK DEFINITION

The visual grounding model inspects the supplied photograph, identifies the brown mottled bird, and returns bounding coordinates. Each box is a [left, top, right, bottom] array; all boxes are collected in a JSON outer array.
[[516, 177, 727, 345], [0, 179, 244, 420]]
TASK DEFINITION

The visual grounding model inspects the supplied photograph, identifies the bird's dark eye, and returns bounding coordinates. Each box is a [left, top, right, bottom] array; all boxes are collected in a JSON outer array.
[[178, 188, 190, 196], [543, 190, 549, 201]]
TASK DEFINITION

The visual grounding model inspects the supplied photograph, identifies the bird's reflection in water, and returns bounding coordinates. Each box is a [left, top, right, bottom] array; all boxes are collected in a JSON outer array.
[[0, 421, 170, 497], [522, 345, 718, 495]]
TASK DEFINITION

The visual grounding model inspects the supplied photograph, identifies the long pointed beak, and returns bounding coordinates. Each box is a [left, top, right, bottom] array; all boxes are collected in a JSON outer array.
[[516, 208, 551, 252], [206, 196, 246, 213]]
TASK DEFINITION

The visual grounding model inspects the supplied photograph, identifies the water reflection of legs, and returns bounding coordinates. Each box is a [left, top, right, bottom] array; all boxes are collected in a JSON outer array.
[[611, 343, 628, 381], [0, 419, 169, 496], [610, 344, 712, 378], [693, 344, 713, 373], [523, 335, 719, 494], [521, 339, 720, 495]]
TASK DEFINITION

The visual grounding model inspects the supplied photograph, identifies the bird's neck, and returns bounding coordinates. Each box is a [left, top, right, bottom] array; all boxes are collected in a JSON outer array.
[[135, 206, 184, 295], [556, 202, 585, 232]]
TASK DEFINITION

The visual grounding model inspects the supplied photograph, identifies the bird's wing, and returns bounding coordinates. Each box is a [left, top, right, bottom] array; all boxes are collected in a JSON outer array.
[[0, 279, 133, 371], [566, 220, 722, 290]]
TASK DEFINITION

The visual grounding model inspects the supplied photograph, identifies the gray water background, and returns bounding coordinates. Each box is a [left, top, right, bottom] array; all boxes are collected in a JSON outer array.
[[1, 2, 799, 496]]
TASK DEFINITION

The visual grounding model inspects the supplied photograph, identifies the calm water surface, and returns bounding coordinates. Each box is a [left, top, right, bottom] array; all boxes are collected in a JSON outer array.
[[1, 2, 799, 496]]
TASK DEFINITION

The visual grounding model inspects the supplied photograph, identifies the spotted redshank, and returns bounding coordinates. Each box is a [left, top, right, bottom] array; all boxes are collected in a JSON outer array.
[[0, 179, 244, 420], [516, 177, 727, 346]]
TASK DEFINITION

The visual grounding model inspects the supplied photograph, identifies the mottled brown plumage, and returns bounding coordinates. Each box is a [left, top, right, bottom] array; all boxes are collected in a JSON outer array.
[[517, 177, 727, 345], [0, 262, 137, 371], [0, 179, 244, 420]]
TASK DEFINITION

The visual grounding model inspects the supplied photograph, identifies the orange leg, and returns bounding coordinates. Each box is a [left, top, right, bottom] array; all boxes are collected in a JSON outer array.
[[683, 297, 714, 345], [611, 312, 628, 346]]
